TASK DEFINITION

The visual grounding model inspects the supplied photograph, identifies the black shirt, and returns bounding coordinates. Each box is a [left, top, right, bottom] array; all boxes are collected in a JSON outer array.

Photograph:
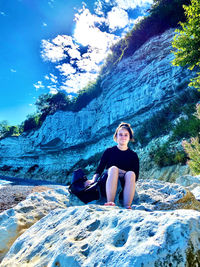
[[95, 146, 139, 181]]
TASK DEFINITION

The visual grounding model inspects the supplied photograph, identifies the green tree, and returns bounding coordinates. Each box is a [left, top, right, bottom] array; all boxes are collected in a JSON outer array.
[[23, 114, 41, 132], [0, 121, 21, 138], [182, 104, 200, 174], [172, 0, 200, 89], [35, 91, 71, 124]]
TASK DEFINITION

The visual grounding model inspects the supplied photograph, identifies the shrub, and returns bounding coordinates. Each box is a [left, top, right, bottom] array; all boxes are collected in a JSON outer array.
[[135, 90, 200, 145], [171, 116, 200, 140], [0, 120, 21, 139], [182, 104, 200, 174], [23, 114, 41, 132], [149, 142, 187, 167], [71, 77, 102, 111]]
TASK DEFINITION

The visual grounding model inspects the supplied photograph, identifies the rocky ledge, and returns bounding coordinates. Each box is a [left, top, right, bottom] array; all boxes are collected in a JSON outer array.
[[0, 178, 200, 266]]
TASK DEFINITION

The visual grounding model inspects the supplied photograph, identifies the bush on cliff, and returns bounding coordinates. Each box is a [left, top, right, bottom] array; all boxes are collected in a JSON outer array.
[[0, 121, 21, 139], [23, 114, 41, 132], [135, 89, 200, 145], [182, 104, 200, 175], [172, 0, 200, 90], [149, 142, 187, 167]]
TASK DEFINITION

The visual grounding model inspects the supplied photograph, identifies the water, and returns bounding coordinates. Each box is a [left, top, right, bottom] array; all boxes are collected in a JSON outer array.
[[0, 175, 64, 187]]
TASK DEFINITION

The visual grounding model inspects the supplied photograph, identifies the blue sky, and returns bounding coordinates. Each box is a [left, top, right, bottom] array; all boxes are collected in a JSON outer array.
[[0, 0, 152, 126]]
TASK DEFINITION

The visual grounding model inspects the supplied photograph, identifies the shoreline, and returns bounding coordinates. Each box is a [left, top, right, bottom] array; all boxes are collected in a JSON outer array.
[[0, 176, 67, 213]]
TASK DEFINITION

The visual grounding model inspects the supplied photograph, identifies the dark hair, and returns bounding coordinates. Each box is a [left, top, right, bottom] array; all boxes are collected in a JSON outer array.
[[113, 122, 134, 142]]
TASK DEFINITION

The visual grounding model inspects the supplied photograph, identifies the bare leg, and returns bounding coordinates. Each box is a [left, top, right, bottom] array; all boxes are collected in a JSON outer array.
[[105, 166, 119, 203], [123, 171, 136, 208]]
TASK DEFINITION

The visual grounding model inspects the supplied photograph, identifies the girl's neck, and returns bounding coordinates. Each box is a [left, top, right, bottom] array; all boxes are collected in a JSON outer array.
[[117, 144, 128, 151]]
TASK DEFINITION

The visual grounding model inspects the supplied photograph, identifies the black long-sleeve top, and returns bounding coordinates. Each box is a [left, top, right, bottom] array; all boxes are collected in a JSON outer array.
[[95, 146, 139, 181]]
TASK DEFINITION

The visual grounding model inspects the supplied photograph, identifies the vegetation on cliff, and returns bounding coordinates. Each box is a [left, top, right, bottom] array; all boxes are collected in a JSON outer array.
[[182, 104, 200, 175], [171, 0, 200, 173], [101, 0, 191, 73], [172, 0, 200, 90]]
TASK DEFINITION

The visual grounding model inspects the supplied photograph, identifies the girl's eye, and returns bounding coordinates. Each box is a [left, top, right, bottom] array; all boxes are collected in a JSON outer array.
[[119, 133, 128, 137]]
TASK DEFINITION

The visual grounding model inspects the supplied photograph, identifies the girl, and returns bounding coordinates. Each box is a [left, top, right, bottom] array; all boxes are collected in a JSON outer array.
[[92, 122, 139, 209]]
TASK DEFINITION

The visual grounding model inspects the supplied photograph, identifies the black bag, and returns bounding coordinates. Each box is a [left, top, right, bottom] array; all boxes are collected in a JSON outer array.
[[69, 169, 100, 204], [97, 171, 108, 198]]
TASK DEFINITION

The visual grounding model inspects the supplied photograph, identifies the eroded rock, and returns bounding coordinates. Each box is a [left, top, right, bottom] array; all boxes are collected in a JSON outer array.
[[1, 206, 200, 267], [1, 180, 200, 266]]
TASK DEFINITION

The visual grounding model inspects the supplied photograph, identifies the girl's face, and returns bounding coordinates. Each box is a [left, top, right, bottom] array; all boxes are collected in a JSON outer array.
[[116, 128, 130, 146]]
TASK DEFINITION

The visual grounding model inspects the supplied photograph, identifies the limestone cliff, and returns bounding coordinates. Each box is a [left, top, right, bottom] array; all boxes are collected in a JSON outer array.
[[0, 28, 196, 183]]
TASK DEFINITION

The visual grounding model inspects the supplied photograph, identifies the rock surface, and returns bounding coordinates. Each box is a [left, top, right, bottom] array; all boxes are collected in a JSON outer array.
[[0, 185, 82, 262], [0, 28, 195, 183], [1, 180, 200, 266], [176, 175, 200, 201], [2, 207, 200, 267]]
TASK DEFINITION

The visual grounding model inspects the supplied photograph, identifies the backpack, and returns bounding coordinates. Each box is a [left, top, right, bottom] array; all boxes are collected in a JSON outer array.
[[69, 169, 101, 204]]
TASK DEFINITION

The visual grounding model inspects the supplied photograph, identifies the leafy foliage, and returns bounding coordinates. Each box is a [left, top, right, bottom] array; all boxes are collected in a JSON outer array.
[[135, 89, 200, 145], [172, 0, 200, 89], [170, 115, 200, 140], [182, 103, 200, 174], [0, 120, 21, 139], [23, 114, 41, 132], [35, 91, 71, 124], [149, 142, 187, 167], [71, 78, 102, 111]]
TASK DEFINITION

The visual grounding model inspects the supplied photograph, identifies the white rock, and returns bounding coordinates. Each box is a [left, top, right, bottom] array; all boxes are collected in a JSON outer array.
[[191, 186, 200, 201], [0, 186, 82, 261], [0, 180, 191, 263], [176, 175, 200, 187], [2, 206, 200, 267]]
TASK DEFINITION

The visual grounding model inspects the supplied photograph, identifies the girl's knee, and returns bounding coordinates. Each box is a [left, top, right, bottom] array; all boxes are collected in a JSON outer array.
[[125, 171, 136, 181], [108, 166, 119, 173]]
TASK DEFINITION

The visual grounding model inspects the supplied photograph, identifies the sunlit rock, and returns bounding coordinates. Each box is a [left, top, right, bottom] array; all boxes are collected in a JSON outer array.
[[1, 180, 200, 264], [0, 186, 82, 261], [2, 206, 200, 266], [176, 175, 200, 201], [176, 175, 200, 187]]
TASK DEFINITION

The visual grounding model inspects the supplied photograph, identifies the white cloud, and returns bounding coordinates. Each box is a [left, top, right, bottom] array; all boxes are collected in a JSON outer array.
[[33, 81, 45, 90], [49, 73, 58, 83], [10, 69, 17, 73], [107, 7, 129, 30], [52, 35, 74, 48], [60, 72, 98, 94], [41, 39, 67, 62], [40, 0, 152, 95], [0, 11, 6, 16], [43, 22, 47, 27], [41, 35, 81, 63], [74, 8, 108, 49], [47, 85, 58, 94], [68, 48, 81, 59], [56, 63, 76, 76]]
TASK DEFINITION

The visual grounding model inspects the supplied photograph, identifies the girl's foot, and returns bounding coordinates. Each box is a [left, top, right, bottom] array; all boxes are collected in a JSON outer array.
[[124, 206, 132, 209], [104, 202, 115, 206]]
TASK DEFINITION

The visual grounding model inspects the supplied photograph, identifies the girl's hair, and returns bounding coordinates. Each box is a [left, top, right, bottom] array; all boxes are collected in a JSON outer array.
[[113, 122, 134, 142]]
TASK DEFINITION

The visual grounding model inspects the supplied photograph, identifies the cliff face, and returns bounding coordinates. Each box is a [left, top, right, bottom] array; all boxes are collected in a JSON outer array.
[[0, 28, 195, 182]]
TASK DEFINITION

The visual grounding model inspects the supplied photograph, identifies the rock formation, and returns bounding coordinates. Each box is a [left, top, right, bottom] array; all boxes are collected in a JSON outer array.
[[0, 28, 196, 183], [1, 180, 200, 266]]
